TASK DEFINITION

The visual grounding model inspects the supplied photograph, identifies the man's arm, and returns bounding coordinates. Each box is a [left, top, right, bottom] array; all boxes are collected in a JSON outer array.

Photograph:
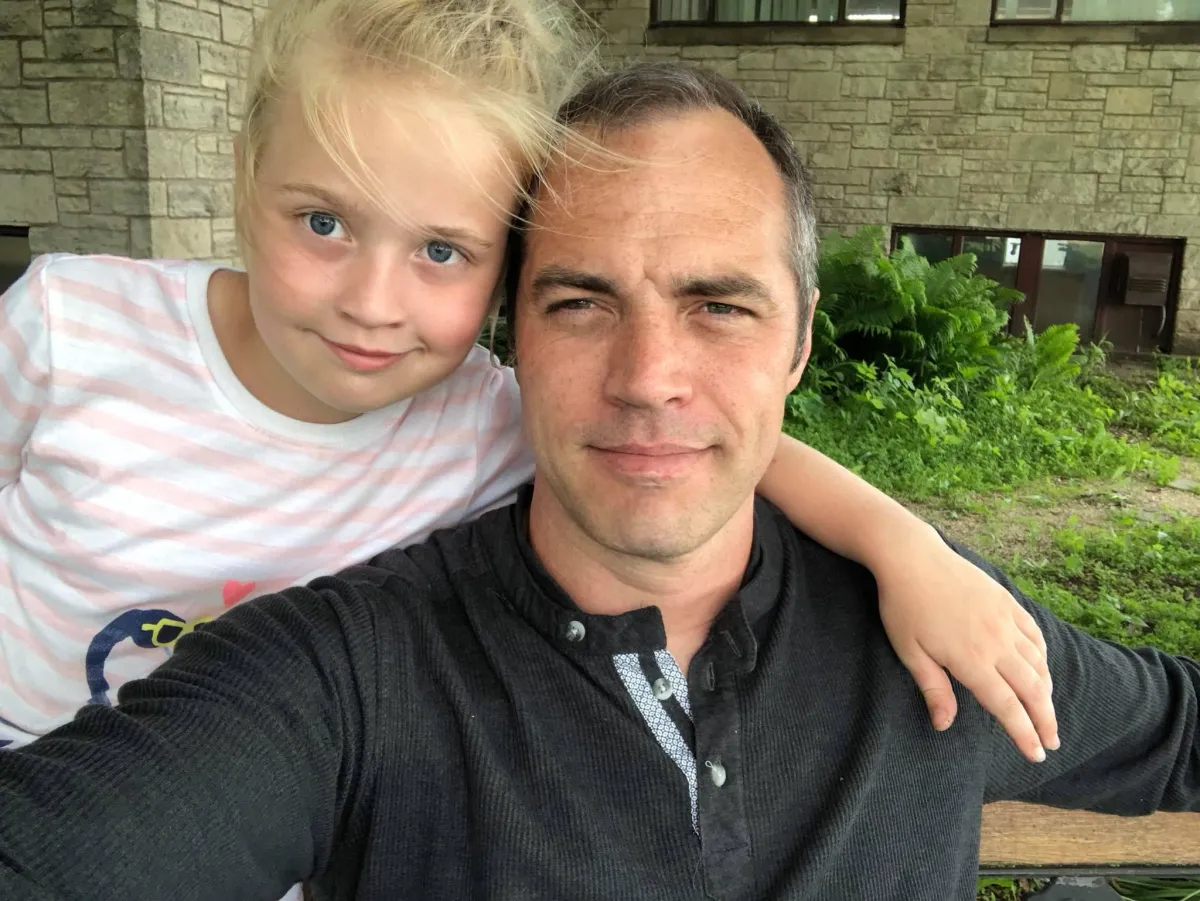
[[0, 577, 382, 900], [960, 542, 1200, 813]]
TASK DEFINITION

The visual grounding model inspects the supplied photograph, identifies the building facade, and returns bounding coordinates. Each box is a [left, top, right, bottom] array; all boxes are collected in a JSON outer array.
[[586, 0, 1200, 353], [4, 0, 1200, 350]]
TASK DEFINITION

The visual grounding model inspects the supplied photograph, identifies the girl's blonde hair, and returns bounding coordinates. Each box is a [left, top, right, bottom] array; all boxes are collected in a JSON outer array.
[[234, 0, 598, 243]]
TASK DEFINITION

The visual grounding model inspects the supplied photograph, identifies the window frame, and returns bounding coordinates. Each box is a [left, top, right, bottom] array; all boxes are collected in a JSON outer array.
[[649, 0, 906, 27], [990, 0, 1200, 26]]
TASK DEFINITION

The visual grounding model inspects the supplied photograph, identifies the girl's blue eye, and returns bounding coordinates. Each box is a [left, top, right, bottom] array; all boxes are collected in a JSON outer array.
[[305, 212, 343, 238], [425, 240, 458, 264]]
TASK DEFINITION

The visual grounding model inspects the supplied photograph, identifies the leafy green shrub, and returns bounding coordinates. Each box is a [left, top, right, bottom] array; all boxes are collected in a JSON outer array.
[[1088, 357, 1200, 456], [808, 227, 1021, 394]]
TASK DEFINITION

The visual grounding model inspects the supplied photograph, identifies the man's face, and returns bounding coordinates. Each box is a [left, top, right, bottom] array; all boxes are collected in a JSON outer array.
[[515, 108, 813, 561]]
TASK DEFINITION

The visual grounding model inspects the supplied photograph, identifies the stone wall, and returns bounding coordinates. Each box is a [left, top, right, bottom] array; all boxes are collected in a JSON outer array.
[[0, 0, 258, 263], [583, 0, 1200, 352]]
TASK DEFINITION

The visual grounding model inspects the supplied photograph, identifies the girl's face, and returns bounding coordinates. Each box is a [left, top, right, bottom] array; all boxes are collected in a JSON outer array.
[[235, 84, 518, 423]]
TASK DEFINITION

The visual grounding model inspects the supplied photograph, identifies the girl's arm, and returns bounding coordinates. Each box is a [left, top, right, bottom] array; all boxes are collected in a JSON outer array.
[[0, 258, 51, 490], [758, 433, 1058, 764]]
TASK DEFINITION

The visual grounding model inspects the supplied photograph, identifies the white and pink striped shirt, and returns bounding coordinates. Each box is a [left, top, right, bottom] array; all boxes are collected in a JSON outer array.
[[0, 253, 533, 748]]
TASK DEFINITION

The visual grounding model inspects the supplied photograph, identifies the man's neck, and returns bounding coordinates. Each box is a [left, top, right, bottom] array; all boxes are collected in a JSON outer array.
[[527, 485, 756, 675]]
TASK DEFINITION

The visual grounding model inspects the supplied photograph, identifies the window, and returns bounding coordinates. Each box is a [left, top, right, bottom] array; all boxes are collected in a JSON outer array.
[[993, 0, 1200, 23], [652, 0, 902, 25], [0, 227, 31, 296], [894, 227, 1183, 354]]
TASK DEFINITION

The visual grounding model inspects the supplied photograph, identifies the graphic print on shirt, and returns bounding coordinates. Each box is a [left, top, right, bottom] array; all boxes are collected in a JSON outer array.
[[84, 608, 215, 706], [83, 580, 254, 707]]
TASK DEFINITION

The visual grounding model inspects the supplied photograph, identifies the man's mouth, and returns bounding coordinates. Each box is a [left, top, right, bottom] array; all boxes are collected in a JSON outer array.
[[588, 443, 712, 478]]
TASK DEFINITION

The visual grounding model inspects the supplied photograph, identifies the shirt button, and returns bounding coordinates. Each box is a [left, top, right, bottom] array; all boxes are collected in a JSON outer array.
[[651, 677, 673, 701], [564, 620, 586, 643], [706, 760, 727, 788]]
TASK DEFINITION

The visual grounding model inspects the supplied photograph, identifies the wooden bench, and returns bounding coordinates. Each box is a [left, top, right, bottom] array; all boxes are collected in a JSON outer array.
[[980, 802, 1200, 898]]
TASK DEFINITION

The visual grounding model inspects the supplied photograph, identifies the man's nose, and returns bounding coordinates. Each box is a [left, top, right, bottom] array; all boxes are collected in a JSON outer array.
[[603, 310, 693, 410], [337, 254, 407, 330]]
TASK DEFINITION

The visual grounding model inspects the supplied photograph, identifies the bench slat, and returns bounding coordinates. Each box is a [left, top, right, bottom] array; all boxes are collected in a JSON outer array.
[[980, 802, 1200, 867]]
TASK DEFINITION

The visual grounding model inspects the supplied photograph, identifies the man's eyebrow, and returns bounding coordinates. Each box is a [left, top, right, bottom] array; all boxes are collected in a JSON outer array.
[[672, 273, 778, 308], [531, 265, 621, 299]]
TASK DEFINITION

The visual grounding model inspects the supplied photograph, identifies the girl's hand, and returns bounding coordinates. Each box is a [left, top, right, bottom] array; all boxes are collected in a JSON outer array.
[[877, 525, 1059, 764]]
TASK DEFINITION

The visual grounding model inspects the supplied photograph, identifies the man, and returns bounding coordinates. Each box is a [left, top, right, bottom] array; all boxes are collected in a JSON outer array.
[[1, 63, 1197, 901]]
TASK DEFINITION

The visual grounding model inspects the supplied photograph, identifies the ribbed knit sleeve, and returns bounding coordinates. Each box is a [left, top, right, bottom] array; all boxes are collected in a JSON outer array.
[[0, 577, 383, 900]]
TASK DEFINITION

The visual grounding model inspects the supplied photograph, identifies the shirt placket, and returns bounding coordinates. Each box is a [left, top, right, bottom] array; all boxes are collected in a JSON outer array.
[[690, 645, 753, 901]]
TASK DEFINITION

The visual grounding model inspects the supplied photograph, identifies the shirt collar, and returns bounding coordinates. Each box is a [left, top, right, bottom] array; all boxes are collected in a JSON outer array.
[[479, 486, 787, 670]]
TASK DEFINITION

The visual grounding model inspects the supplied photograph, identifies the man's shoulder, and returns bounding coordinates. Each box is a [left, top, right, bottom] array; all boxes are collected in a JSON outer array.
[[330, 503, 513, 606]]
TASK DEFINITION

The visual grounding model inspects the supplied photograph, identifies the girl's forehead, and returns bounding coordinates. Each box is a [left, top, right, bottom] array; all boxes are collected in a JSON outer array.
[[259, 84, 522, 223]]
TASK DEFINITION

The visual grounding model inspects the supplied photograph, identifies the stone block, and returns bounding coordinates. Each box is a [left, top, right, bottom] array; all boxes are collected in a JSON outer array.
[[775, 47, 832, 71], [788, 71, 841, 102], [1150, 50, 1200, 70], [51, 146, 124, 176], [21, 38, 44, 59], [1163, 194, 1200, 215], [918, 155, 963, 178], [904, 27, 967, 58], [72, 0, 134, 26], [847, 77, 886, 99], [0, 125, 17, 144], [23, 60, 116, 77], [915, 175, 960, 197], [737, 50, 775, 70], [0, 38, 18, 87], [220, 4, 252, 45], [1010, 133, 1074, 162], [167, 179, 232, 216], [928, 116, 976, 136], [1072, 46, 1126, 73], [139, 27, 201, 84], [195, 148, 231, 179], [91, 126, 122, 147], [0, 147, 50, 170], [1105, 87, 1156, 115], [49, 79, 142, 126], [982, 50, 1032, 78], [1007, 203, 1085, 231], [950, 85, 991, 115], [866, 99, 891, 124], [151, 217, 210, 258], [849, 148, 898, 169], [0, 2, 42, 37], [808, 143, 850, 170], [834, 45, 901, 63], [1072, 148, 1124, 174], [1098, 129, 1180, 150], [56, 194, 89, 213], [1029, 172, 1097, 204], [34, 224, 129, 254], [887, 61, 928, 82], [0, 173, 56, 223], [1047, 73, 1087, 101], [1140, 70, 1173, 88], [888, 196, 953, 223], [89, 178, 148, 214], [44, 27, 114, 60], [1122, 175, 1164, 194], [157, 2, 220, 40], [1125, 156, 1186, 178], [198, 39, 244, 76], [21, 125, 92, 146], [0, 87, 47, 123], [162, 90, 223, 129], [1172, 81, 1200, 107], [887, 80, 956, 101], [997, 91, 1046, 110], [851, 124, 890, 149], [929, 56, 979, 81]]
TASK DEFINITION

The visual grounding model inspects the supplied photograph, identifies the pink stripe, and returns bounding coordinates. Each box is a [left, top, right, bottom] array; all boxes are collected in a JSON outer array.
[[48, 272, 192, 343], [54, 319, 212, 382], [49, 369, 480, 464], [0, 638, 77, 724], [0, 607, 89, 683]]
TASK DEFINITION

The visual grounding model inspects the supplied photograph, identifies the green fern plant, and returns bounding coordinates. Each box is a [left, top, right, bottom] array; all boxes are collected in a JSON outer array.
[[806, 227, 1021, 395]]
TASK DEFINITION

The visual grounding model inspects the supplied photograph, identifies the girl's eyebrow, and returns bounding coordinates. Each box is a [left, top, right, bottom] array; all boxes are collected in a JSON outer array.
[[276, 183, 494, 249]]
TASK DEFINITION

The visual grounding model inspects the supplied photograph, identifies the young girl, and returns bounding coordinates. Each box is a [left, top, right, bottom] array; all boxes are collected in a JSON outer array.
[[0, 0, 1054, 770]]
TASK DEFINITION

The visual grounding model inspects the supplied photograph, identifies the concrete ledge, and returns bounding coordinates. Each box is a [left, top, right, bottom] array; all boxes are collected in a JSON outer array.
[[645, 24, 906, 46], [987, 23, 1200, 45]]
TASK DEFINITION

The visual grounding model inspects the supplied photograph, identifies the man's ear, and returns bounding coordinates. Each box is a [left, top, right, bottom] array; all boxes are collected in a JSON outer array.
[[786, 288, 818, 394]]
